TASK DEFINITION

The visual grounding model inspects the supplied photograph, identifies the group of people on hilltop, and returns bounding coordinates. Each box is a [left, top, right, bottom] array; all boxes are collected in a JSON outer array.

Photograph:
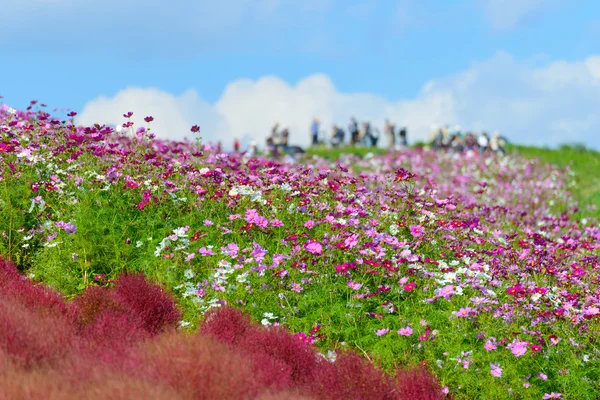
[[311, 117, 408, 149], [429, 126, 508, 155]]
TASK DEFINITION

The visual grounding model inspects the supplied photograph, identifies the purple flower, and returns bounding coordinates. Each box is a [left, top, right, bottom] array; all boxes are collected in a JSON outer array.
[[376, 328, 390, 337], [490, 363, 502, 378]]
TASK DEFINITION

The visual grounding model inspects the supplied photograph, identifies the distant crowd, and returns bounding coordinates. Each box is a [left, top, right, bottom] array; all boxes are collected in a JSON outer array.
[[229, 118, 508, 158], [429, 126, 508, 155], [310, 118, 408, 149]]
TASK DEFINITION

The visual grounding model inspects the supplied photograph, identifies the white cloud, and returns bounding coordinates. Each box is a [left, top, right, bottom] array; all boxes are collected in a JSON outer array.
[[79, 52, 600, 150], [77, 88, 229, 143], [482, 0, 558, 31]]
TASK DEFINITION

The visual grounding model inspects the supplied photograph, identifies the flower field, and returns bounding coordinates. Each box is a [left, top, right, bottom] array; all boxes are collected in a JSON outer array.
[[1, 103, 599, 399]]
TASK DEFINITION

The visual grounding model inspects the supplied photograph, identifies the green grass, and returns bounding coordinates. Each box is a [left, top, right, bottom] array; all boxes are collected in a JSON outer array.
[[305, 145, 388, 160], [510, 144, 600, 220]]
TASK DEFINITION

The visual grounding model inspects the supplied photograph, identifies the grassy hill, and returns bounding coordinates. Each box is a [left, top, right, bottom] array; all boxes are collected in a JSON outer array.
[[1, 106, 599, 399], [510, 144, 600, 220]]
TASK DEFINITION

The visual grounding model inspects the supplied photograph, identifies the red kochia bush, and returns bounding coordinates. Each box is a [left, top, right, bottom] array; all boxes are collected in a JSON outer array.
[[237, 328, 319, 387], [0, 297, 74, 368], [0, 258, 70, 316], [112, 273, 181, 335], [395, 366, 446, 400], [74, 285, 147, 351], [0, 259, 445, 399], [199, 306, 316, 390], [140, 333, 259, 399], [199, 306, 254, 346], [308, 351, 396, 400]]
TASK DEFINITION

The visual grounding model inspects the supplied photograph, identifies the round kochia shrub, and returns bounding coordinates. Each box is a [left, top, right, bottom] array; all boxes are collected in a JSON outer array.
[[0, 258, 446, 399]]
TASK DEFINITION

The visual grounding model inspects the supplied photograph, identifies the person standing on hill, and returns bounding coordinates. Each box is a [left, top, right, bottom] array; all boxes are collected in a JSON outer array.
[[271, 122, 279, 145], [233, 137, 241, 153], [399, 126, 407, 148], [280, 128, 289, 148], [349, 117, 359, 146], [385, 119, 396, 149], [310, 118, 320, 146]]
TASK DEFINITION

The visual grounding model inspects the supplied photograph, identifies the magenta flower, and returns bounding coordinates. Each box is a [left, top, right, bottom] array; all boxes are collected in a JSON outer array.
[[397, 326, 413, 336], [304, 220, 315, 228], [403, 282, 416, 291], [271, 219, 284, 227], [294, 332, 313, 344], [409, 224, 424, 237], [304, 240, 322, 255]]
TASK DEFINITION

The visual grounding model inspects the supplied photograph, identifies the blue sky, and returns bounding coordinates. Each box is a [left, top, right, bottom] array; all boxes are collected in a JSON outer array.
[[1, 0, 600, 148]]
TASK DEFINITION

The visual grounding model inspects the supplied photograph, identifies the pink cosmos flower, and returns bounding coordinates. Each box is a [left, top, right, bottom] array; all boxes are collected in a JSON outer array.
[[409, 224, 424, 237], [198, 247, 214, 256], [455, 307, 472, 318], [542, 393, 562, 399], [304, 220, 315, 228], [245, 208, 260, 224], [507, 339, 529, 357], [538, 372, 548, 380], [222, 242, 238, 258], [294, 332, 313, 344], [256, 216, 269, 228], [290, 283, 303, 293], [376, 328, 390, 337], [484, 338, 497, 351], [404, 282, 417, 291], [304, 240, 323, 255], [490, 363, 502, 378], [347, 280, 363, 290], [271, 219, 284, 227], [203, 219, 213, 226], [400, 249, 412, 258], [398, 326, 413, 336], [437, 284, 455, 299]]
